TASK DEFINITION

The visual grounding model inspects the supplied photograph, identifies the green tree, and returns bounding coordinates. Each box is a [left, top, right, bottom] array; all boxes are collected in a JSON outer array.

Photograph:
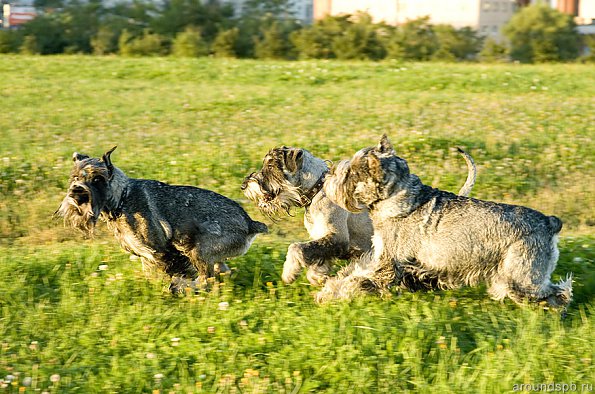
[[61, 0, 102, 53], [254, 21, 293, 59], [171, 26, 209, 57], [0, 30, 22, 53], [331, 12, 386, 60], [290, 14, 351, 59], [432, 25, 482, 61], [18, 13, 68, 54], [235, 0, 300, 58], [93, 1, 154, 56], [503, 4, 580, 63], [150, 0, 233, 41], [386, 16, 438, 61]]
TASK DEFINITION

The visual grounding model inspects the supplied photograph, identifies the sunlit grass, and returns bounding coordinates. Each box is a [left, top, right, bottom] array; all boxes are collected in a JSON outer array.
[[0, 56, 593, 393]]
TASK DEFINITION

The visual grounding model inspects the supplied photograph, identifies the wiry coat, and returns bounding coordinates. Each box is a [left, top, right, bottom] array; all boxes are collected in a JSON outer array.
[[242, 145, 477, 285], [242, 147, 373, 285], [317, 136, 572, 309], [56, 147, 267, 288]]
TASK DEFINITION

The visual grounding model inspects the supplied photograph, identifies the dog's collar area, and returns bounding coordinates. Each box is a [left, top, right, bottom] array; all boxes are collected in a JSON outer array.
[[107, 184, 128, 219], [300, 169, 328, 207]]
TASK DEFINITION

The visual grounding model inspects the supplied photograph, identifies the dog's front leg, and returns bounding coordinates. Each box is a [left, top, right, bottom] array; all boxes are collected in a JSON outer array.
[[282, 235, 349, 285]]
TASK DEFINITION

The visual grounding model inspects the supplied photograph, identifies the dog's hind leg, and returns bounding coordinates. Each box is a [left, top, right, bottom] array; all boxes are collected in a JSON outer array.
[[489, 236, 572, 309]]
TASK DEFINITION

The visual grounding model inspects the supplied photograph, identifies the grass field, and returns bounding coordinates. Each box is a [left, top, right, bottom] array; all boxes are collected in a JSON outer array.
[[0, 55, 593, 393]]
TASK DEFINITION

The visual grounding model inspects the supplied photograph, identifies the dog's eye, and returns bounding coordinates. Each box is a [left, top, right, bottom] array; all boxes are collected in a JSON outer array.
[[92, 176, 103, 183]]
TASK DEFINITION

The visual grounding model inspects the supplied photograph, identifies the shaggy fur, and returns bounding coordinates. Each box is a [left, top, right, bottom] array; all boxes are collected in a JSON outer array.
[[317, 135, 572, 309], [56, 147, 267, 291], [242, 145, 477, 285]]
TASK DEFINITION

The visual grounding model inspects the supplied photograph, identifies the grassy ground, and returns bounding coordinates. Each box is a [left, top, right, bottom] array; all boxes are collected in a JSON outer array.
[[0, 56, 593, 393]]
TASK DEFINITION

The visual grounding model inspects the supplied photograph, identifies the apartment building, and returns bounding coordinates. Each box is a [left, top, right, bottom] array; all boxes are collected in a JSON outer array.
[[315, 0, 520, 41], [224, 0, 314, 24]]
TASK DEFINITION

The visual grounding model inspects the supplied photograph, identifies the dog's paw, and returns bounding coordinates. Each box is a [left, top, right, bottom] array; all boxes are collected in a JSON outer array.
[[306, 266, 330, 286], [282, 243, 306, 284], [214, 262, 230, 275]]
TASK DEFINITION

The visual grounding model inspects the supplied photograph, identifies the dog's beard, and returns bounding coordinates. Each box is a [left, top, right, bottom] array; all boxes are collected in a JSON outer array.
[[55, 185, 104, 235], [243, 176, 303, 221]]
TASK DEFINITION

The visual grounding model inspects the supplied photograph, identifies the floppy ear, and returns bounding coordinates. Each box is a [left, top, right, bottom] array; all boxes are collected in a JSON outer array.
[[72, 152, 89, 162], [283, 148, 304, 173], [367, 152, 383, 182], [102, 146, 117, 177], [377, 134, 395, 155]]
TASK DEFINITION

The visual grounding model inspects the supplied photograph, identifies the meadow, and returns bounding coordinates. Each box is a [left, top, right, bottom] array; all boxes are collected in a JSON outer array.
[[0, 56, 593, 393]]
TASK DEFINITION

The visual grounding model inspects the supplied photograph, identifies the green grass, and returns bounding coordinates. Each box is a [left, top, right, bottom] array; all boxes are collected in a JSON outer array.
[[0, 55, 593, 393]]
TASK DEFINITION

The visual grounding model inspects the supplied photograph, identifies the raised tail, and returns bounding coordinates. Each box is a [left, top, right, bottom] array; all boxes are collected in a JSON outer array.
[[249, 220, 268, 234], [548, 215, 563, 234], [456, 147, 477, 197]]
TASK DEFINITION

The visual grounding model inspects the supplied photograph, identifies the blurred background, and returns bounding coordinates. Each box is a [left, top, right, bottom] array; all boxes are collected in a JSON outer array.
[[0, 0, 594, 63]]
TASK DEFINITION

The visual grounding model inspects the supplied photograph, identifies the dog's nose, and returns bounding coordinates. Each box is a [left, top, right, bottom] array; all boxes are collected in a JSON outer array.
[[240, 173, 255, 190], [70, 185, 87, 195]]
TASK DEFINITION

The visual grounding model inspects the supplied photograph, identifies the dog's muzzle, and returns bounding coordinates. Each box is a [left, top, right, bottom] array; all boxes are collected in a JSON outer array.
[[241, 173, 257, 191], [69, 184, 91, 206], [242, 174, 274, 200]]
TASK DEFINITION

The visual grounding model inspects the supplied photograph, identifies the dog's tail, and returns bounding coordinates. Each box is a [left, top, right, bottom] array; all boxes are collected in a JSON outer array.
[[548, 215, 563, 234], [249, 220, 268, 234], [456, 147, 476, 197]]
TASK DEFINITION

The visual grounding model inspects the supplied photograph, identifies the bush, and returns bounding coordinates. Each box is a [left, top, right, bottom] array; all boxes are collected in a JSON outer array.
[[119, 29, 167, 56], [291, 15, 350, 59], [579, 35, 595, 63], [386, 17, 438, 61], [331, 13, 386, 60], [433, 25, 482, 61], [212, 28, 239, 58], [0, 30, 22, 53], [19, 14, 67, 54], [291, 13, 385, 60], [20, 35, 40, 55], [503, 4, 580, 63], [171, 27, 209, 57], [479, 38, 509, 63], [91, 26, 119, 55], [254, 22, 293, 60]]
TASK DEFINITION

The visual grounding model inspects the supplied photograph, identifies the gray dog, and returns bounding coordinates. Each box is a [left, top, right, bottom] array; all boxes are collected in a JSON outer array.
[[56, 147, 267, 291], [316, 135, 572, 309], [242, 145, 476, 286]]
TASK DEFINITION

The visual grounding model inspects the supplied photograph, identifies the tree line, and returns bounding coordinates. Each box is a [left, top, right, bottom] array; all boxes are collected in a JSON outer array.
[[0, 0, 592, 63]]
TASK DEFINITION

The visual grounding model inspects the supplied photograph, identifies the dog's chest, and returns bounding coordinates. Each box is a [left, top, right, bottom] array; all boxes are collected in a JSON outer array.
[[107, 216, 158, 262], [303, 208, 331, 239]]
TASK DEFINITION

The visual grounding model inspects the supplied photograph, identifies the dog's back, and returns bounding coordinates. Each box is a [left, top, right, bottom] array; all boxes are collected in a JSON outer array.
[[126, 179, 266, 235]]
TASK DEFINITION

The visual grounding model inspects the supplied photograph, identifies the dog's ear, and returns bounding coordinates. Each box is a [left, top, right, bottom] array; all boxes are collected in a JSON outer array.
[[102, 146, 117, 177], [376, 134, 395, 155], [72, 152, 89, 162], [367, 152, 383, 182], [283, 148, 304, 173]]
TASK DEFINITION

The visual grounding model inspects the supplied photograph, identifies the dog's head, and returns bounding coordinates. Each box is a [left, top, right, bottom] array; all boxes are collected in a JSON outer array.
[[55, 146, 117, 234], [324, 135, 411, 212], [241, 147, 308, 219]]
